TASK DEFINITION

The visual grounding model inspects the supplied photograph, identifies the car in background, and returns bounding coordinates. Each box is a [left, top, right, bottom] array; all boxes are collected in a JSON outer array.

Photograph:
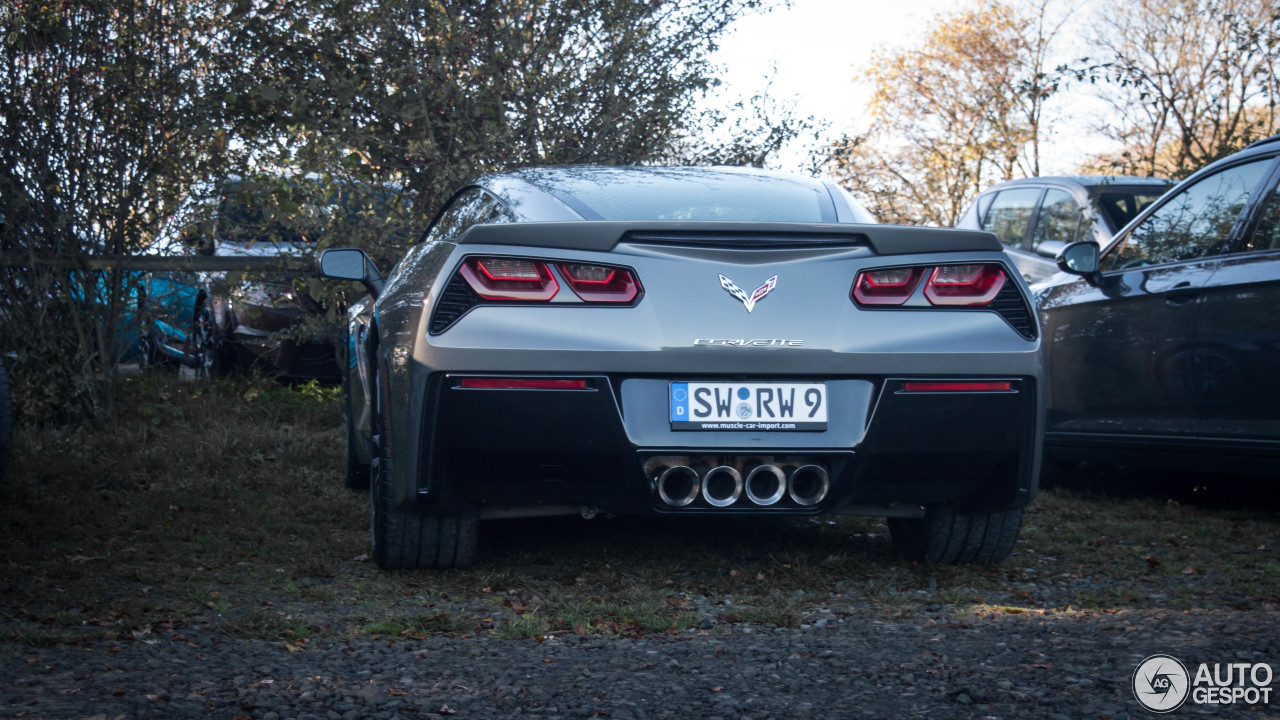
[[956, 176, 1172, 283], [321, 165, 1045, 569], [1037, 136, 1280, 481], [153, 176, 411, 379]]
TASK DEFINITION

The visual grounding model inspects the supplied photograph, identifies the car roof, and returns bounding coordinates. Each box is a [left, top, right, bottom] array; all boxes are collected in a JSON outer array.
[[477, 166, 847, 223], [977, 175, 1173, 194], [1243, 134, 1280, 151]]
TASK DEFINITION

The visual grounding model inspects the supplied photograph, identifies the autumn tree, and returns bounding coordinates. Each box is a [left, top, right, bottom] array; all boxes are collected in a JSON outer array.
[[227, 0, 776, 234], [1082, 0, 1280, 178], [0, 0, 785, 423], [829, 0, 1067, 226], [0, 0, 237, 421]]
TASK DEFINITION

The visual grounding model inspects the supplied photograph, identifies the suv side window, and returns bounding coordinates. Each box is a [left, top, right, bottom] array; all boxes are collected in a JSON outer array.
[[1244, 169, 1280, 252], [1104, 159, 1272, 270], [424, 188, 514, 244], [1030, 188, 1083, 251], [982, 188, 1042, 248]]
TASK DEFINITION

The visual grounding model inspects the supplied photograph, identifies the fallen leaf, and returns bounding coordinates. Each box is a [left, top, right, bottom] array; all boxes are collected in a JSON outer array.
[[710, 686, 725, 693], [436, 704, 455, 715], [1182, 566, 1197, 575]]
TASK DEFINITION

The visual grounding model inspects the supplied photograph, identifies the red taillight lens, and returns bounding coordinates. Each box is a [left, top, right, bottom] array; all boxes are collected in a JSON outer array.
[[901, 381, 1012, 393], [459, 378, 589, 390], [923, 264, 1006, 306], [557, 262, 639, 303], [853, 267, 925, 305], [460, 257, 559, 301]]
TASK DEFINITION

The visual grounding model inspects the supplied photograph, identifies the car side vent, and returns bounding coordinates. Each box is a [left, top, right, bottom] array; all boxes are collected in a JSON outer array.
[[430, 272, 482, 334], [990, 282, 1037, 340]]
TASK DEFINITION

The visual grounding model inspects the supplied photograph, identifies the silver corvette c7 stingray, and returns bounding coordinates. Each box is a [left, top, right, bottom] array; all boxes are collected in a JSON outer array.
[[319, 166, 1044, 569]]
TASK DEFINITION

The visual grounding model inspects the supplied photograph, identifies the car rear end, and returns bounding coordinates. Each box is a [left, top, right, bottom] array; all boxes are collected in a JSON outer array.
[[384, 222, 1043, 535]]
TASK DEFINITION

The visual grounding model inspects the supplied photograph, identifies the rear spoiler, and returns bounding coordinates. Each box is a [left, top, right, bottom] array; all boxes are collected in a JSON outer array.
[[454, 221, 1001, 256]]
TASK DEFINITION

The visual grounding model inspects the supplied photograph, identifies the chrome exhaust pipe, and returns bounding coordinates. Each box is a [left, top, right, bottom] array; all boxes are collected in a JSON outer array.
[[656, 465, 700, 507], [744, 464, 786, 506], [787, 464, 830, 507], [701, 465, 743, 508]]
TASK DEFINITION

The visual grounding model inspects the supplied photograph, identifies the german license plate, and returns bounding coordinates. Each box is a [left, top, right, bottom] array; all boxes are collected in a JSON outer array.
[[669, 382, 827, 431]]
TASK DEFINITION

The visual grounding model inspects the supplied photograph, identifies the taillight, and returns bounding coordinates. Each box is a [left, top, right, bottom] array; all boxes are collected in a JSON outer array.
[[852, 267, 925, 305], [853, 263, 1007, 307], [557, 262, 639, 303], [459, 257, 559, 301], [923, 264, 1006, 305]]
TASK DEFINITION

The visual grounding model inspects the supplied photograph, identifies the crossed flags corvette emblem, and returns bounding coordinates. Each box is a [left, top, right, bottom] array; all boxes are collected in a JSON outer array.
[[718, 273, 778, 313]]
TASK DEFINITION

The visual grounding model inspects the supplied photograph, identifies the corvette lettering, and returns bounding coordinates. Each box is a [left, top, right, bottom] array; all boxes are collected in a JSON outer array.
[[694, 339, 804, 347]]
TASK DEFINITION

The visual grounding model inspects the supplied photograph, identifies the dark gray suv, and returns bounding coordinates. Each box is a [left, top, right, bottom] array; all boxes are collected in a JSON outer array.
[[1036, 136, 1280, 478], [957, 176, 1171, 283]]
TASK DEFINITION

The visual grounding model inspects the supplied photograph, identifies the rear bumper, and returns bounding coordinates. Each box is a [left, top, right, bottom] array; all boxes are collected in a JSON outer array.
[[408, 373, 1040, 517]]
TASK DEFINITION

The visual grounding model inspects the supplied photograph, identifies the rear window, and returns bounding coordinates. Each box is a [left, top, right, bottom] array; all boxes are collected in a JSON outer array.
[[516, 167, 837, 223], [1091, 186, 1170, 232]]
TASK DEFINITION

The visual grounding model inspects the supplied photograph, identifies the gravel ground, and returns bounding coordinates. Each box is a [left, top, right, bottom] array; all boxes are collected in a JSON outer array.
[[2, 608, 1274, 719]]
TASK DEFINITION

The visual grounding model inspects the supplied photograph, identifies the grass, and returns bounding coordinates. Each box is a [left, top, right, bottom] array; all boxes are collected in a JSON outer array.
[[0, 372, 1278, 646]]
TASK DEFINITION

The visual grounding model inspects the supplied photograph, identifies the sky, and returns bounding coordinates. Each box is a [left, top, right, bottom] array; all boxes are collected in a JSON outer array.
[[708, 0, 1115, 175]]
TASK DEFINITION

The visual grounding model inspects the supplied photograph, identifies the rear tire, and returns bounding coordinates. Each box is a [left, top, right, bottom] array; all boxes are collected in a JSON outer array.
[[192, 303, 230, 377], [889, 505, 1022, 565], [343, 383, 370, 491], [369, 436, 477, 570], [0, 359, 11, 482]]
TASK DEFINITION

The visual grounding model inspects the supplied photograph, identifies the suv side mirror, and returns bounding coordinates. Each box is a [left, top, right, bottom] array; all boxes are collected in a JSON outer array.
[[319, 248, 385, 298], [1056, 241, 1100, 284]]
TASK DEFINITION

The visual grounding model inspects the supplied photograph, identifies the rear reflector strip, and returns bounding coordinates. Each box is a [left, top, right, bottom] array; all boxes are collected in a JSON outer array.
[[900, 381, 1013, 393], [458, 378, 590, 390]]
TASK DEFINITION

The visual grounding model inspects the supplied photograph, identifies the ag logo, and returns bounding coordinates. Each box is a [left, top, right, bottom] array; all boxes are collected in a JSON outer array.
[[1133, 654, 1190, 713]]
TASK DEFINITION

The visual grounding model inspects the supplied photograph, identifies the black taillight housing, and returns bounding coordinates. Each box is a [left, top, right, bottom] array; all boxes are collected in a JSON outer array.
[[430, 255, 643, 334], [852, 262, 1035, 339]]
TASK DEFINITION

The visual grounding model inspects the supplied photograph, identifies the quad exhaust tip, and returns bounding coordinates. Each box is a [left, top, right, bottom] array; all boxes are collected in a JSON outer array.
[[787, 464, 830, 506], [745, 464, 787, 506], [656, 465, 700, 507], [701, 466, 744, 508], [653, 459, 830, 508]]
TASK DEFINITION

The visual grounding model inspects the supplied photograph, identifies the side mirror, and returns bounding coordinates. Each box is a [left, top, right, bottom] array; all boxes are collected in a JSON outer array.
[[1034, 239, 1066, 259], [1056, 241, 1100, 284], [318, 248, 385, 298]]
